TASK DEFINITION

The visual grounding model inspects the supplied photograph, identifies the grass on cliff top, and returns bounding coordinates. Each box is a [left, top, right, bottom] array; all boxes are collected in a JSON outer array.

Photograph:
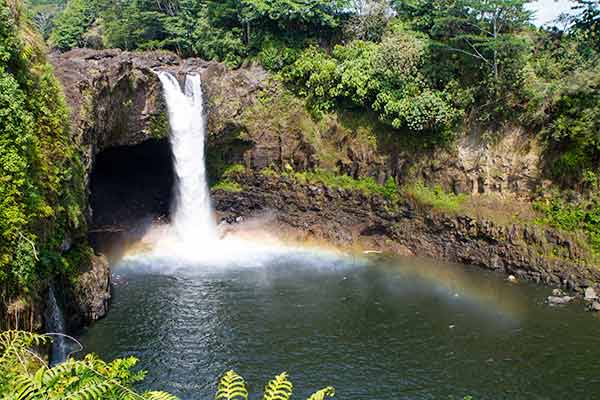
[[405, 183, 467, 213], [222, 164, 246, 177], [406, 183, 599, 263], [212, 179, 243, 193], [405, 182, 539, 225], [286, 168, 399, 202]]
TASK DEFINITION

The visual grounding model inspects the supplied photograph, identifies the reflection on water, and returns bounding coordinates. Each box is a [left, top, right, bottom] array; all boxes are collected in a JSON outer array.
[[79, 253, 600, 400]]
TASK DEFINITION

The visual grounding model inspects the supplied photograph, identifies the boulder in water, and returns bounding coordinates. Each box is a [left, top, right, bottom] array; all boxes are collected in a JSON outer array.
[[589, 301, 600, 312], [547, 296, 574, 305], [587, 301, 600, 312], [584, 287, 598, 301]]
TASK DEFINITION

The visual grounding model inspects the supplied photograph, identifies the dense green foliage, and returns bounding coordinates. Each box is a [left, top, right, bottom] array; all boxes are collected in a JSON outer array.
[[535, 197, 600, 254], [282, 26, 461, 138], [48, 0, 95, 50], [524, 26, 600, 187], [69, 0, 350, 67], [406, 182, 467, 213], [0, 0, 86, 300]]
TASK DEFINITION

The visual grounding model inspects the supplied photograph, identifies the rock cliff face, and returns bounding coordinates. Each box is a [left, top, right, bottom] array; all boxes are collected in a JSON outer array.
[[50, 48, 598, 297], [64, 255, 111, 330]]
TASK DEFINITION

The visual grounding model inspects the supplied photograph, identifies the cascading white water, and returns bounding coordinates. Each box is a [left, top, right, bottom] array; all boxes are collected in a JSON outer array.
[[157, 72, 216, 244], [46, 284, 67, 365]]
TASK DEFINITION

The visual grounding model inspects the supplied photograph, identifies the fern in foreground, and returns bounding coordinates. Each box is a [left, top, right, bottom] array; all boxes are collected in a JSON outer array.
[[216, 370, 248, 400], [0, 330, 176, 400], [216, 370, 335, 400]]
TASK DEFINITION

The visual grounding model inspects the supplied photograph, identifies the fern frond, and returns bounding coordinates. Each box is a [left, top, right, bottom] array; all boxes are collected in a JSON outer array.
[[0, 330, 50, 371], [144, 391, 181, 400], [13, 373, 44, 400], [263, 372, 293, 400], [62, 380, 115, 400], [306, 386, 335, 400], [216, 370, 248, 400]]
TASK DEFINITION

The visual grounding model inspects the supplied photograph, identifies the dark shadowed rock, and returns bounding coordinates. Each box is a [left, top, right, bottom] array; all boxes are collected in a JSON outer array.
[[66, 254, 111, 329]]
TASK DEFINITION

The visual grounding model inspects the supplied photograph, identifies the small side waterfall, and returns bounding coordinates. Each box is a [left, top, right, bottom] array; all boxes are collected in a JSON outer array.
[[46, 284, 67, 365], [157, 72, 216, 243]]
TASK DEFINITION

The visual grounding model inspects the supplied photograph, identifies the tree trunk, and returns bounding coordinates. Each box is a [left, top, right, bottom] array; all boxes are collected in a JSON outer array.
[[493, 13, 499, 81]]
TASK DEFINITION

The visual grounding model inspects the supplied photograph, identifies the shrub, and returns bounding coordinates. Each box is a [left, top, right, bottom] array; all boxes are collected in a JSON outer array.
[[405, 182, 466, 213], [534, 197, 600, 254], [212, 179, 243, 193]]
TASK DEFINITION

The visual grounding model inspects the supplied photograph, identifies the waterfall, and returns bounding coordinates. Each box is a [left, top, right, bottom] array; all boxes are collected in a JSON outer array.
[[121, 71, 348, 269], [46, 284, 67, 366], [157, 72, 216, 243]]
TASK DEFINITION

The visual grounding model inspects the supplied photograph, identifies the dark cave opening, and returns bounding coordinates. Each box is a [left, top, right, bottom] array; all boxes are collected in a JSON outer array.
[[89, 139, 174, 260]]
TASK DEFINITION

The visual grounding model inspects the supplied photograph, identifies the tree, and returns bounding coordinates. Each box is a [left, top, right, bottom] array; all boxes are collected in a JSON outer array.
[[344, 0, 391, 42], [393, 0, 532, 120], [49, 0, 96, 51], [571, 0, 600, 49], [429, 0, 532, 81]]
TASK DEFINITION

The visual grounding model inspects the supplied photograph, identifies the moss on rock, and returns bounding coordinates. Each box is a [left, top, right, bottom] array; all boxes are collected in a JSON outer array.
[[149, 111, 170, 139]]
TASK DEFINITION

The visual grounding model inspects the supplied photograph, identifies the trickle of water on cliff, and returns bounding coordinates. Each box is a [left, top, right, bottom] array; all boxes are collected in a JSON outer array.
[[47, 284, 67, 366]]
